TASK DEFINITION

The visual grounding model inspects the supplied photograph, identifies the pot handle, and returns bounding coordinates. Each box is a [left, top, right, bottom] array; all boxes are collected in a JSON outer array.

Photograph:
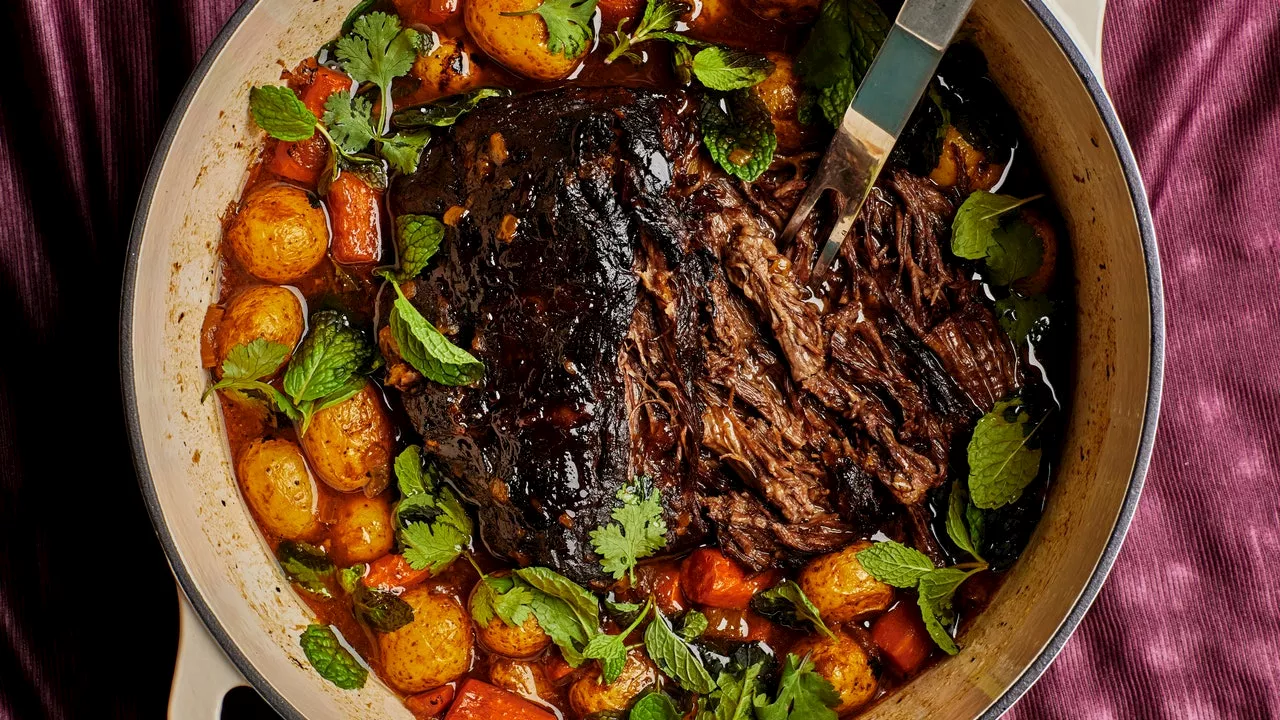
[[170, 593, 248, 719], [1042, 0, 1106, 78]]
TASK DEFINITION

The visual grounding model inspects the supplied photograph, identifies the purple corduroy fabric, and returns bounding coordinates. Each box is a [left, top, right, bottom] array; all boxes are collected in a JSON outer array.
[[0, 0, 1276, 717]]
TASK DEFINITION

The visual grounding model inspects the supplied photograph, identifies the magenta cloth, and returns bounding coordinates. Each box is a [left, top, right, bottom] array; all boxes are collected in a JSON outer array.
[[0, 0, 1277, 717]]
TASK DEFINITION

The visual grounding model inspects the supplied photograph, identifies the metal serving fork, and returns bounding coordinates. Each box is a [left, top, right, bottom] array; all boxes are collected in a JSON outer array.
[[780, 0, 976, 286]]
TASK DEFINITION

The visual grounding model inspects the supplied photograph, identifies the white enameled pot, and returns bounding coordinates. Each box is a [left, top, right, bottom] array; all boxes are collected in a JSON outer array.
[[121, 0, 1163, 716]]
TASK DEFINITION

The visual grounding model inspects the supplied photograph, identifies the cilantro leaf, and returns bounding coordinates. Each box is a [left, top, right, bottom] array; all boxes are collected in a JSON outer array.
[[691, 47, 774, 91], [995, 293, 1053, 345], [503, 0, 599, 58], [401, 508, 470, 572], [795, 0, 889, 127], [644, 607, 716, 694], [322, 91, 376, 155], [630, 693, 682, 720], [916, 567, 978, 655], [283, 311, 374, 404], [967, 398, 1045, 509], [394, 214, 445, 280], [493, 581, 537, 627], [951, 191, 1045, 285], [249, 85, 318, 141], [946, 481, 984, 561], [298, 625, 368, 689], [383, 277, 484, 386], [277, 541, 336, 599], [752, 654, 841, 720], [352, 584, 415, 632], [379, 130, 432, 175], [698, 661, 764, 720], [391, 88, 511, 129], [749, 580, 835, 639], [855, 541, 936, 588], [392, 446, 472, 572], [335, 12, 418, 131], [603, 0, 688, 64], [700, 90, 777, 182], [589, 481, 668, 581]]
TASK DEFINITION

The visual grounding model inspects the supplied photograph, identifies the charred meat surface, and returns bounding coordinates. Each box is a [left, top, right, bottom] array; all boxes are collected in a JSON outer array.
[[392, 87, 1024, 582]]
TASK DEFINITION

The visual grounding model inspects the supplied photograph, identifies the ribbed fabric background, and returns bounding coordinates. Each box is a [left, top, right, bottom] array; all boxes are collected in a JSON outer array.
[[0, 0, 1276, 717]]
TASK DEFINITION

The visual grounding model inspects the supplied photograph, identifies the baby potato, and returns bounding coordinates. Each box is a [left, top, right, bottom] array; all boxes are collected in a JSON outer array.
[[470, 586, 552, 658], [798, 540, 894, 625], [379, 589, 474, 693], [790, 627, 879, 714], [330, 494, 396, 564], [300, 383, 394, 494], [213, 285, 304, 376], [236, 438, 323, 541], [930, 126, 1005, 192], [226, 184, 329, 284], [413, 36, 486, 100], [464, 0, 584, 81], [568, 649, 658, 716], [754, 53, 811, 152]]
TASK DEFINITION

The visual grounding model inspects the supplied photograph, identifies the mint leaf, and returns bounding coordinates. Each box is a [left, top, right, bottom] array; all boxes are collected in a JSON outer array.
[[795, 0, 889, 127], [322, 91, 376, 155], [700, 662, 764, 720], [221, 338, 291, 381], [298, 625, 367, 689], [352, 584, 415, 632], [283, 311, 374, 404], [916, 567, 978, 655], [692, 47, 774, 91], [514, 567, 601, 636], [249, 85, 317, 141], [338, 565, 364, 594], [749, 580, 835, 639], [644, 607, 716, 694], [679, 610, 708, 641], [394, 214, 445, 280], [700, 90, 777, 182], [951, 191, 1045, 286], [855, 541, 935, 588], [528, 589, 592, 666], [584, 600, 652, 683], [589, 481, 667, 582], [380, 130, 431, 174], [277, 541, 336, 599], [753, 654, 840, 720], [967, 398, 1044, 509], [391, 88, 510, 129], [504, 0, 599, 57], [946, 481, 984, 561], [384, 278, 484, 386], [393, 445, 431, 497], [630, 693, 682, 720], [995, 293, 1053, 345]]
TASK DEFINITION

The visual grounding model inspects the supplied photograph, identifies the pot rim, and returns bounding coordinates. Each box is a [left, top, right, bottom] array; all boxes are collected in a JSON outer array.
[[119, 1, 1165, 717]]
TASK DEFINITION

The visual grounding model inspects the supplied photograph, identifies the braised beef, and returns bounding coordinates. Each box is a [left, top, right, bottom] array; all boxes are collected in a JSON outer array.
[[391, 87, 1022, 582]]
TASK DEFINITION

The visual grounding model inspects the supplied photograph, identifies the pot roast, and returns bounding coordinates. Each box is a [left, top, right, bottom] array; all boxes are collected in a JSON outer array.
[[390, 87, 1019, 585]]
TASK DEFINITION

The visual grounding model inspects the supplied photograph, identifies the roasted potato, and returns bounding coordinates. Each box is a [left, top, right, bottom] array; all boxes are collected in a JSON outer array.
[[300, 383, 394, 494], [213, 285, 304, 376], [754, 53, 811, 152], [236, 438, 324, 541], [378, 589, 474, 693], [464, 0, 584, 81], [790, 626, 879, 714], [330, 494, 396, 564], [489, 657, 559, 704], [568, 649, 658, 716], [470, 581, 552, 658], [413, 36, 486, 100], [226, 184, 329, 283], [798, 540, 894, 625], [930, 126, 1005, 192]]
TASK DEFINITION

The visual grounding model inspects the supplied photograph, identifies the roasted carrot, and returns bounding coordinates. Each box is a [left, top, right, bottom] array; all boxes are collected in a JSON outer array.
[[406, 685, 456, 719], [634, 560, 686, 615], [302, 67, 353, 116], [443, 679, 555, 720], [392, 0, 460, 26], [699, 606, 776, 644], [541, 654, 576, 684], [327, 171, 383, 264], [680, 548, 776, 609], [267, 67, 352, 186], [364, 553, 431, 591], [870, 601, 933, 676]]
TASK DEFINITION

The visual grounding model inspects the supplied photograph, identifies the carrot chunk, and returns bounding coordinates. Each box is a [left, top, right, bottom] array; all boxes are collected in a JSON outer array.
[[406, 685, 456, 719], [266, 68, 351, 186], [870, 601, 933, 676], [443, 679, 555, 720], [363, 553, 431, 591], [327, 172, 383, 264], [679, 548, 776, 609]]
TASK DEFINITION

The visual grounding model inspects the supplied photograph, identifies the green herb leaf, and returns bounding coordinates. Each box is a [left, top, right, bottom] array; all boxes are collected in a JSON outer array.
[[353, 585, 415, 632], [995, 293, 1053, 345], [384, 278, 485, 386], [644, 607, 716, 694], [379, 130, 432, 174], [794, 0, 889, 127], [298, 625, 368, 689], [514, 567, 601, 636], [221, 338, 291, 381], [967, 398, 1044, 509], [528, 590, 592, 666], [394, 214, 445, 280], [916, 567, 977, 655], [672, 42, 695, 85], [946, 481, 984, 561], [493, 580, 537, 627], [630, 692, 682, 720], [951, 191, 1045, 286], [249, 85, 318, 141], [604, 0, 689, 64], [393, 445, 431, 497], [338, 565, 364, 594], [691, 47, 774, 91], [752, 654, 841, 720], [855, 541, 935, 588], [335, 12, 418, 95], [700, 90, 777, 182], [322, 91, 375, 154], [340, 0, 378, 34], [277, 541, 336, 599], [584, 600, 651, 684], [749, 580, 834, 639], [504, 0, 599, 57], [679, 610, 708, 641], [283, 311, 374, 404], [391, 88, 511, 129], [698, 662, 764, 720], [401, 510, 470, 572], [589, 481, 668, 582]]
